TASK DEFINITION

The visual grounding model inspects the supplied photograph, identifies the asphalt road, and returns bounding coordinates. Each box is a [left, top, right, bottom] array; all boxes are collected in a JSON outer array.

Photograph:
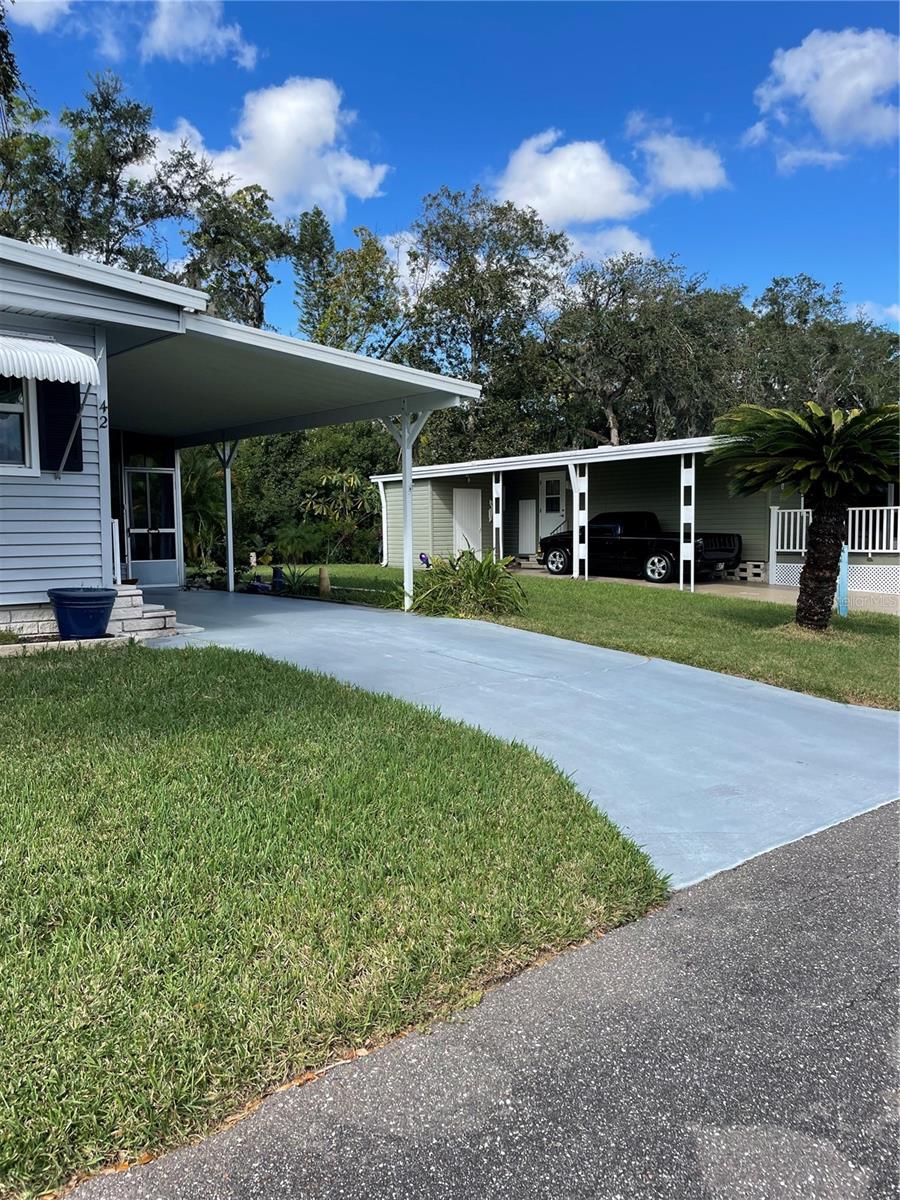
[[76, 801, 900, 1200]]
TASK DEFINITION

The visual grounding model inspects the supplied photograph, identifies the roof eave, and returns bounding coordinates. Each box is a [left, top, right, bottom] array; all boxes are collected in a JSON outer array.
[[370, 436, 718, 483], [0, 235, 208, 311]]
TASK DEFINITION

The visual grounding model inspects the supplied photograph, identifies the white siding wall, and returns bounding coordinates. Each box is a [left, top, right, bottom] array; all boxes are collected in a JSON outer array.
[[0, 313, 109, 605]]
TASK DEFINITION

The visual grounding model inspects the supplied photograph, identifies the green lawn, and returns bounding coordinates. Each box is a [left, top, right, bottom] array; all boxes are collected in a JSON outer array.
[[0, 645, 664, 1197], [263, 564, 898, 709], [501, 575, 899, 710]]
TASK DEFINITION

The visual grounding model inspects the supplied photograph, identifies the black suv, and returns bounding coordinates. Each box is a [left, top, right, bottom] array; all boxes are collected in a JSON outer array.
[[539, 510, 742, 582]]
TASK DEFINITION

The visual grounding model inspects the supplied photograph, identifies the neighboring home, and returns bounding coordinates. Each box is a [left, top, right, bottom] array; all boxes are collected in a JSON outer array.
[[0, 235, 477, 634], [373, 442, 899, 595]]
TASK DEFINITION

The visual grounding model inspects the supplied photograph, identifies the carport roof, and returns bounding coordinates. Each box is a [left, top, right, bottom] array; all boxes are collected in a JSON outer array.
[[371, 435, 718, 482], [109, 314, 480, 446]]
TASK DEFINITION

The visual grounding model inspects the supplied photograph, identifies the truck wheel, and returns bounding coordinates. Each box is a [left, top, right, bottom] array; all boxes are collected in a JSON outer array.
[[643, 553, 674, 583], [545, 548, 571, 575]]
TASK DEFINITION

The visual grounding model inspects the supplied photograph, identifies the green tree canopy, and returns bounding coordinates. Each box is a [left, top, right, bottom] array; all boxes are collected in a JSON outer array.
[[181, 182, 289, 328]]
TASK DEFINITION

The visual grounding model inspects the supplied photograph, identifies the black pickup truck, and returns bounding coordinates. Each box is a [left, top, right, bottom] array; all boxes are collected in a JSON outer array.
[[539, 510, 742, 582]]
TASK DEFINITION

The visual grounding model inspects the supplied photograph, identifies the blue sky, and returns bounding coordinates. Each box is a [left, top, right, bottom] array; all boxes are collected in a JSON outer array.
[[8, 0, 899, 334]]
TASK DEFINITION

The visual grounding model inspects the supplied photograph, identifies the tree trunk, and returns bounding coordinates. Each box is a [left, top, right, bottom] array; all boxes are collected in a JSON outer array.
[[795, 500, 846, 631]]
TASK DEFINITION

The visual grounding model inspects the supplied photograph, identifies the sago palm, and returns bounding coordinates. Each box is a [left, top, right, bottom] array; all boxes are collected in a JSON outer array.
[[707, 402, 898, 631]]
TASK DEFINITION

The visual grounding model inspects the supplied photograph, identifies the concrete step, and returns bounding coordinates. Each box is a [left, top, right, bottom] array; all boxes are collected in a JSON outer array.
[[109, 609, 178, 634]]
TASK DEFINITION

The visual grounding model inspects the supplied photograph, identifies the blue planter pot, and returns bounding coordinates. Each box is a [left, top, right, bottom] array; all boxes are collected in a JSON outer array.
[[47, 587, 118, 641]]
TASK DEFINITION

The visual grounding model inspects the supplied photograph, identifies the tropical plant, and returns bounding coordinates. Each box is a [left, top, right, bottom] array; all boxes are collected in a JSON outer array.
[[274, 520, 323, 564], [708, 402, 899, 631], [185, 559, 226, 590], [281, 564, 315, 595], [179, 448, 225, 566], [412, 550, 526, 618], [299, 470, 381, 562]]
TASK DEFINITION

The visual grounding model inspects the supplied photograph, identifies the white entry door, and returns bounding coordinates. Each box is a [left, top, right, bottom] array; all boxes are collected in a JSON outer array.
[[518, 499, 537, 555], [539, 471, 566, 540], [453, 488, 483, 557]]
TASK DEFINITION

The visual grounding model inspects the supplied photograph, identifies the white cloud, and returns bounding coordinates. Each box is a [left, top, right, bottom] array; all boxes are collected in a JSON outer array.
[[495, 128, 648, 225], [141, 0, 257, 69], [144, 78, 388, 220], [571, 225, 653, 262], [740, 120, 769, 148], [7, 0, 71, 32], [637, 132, 728, 195], [775, 146, 848, 174], [855, 300, 900, 326], [754, 27, 899, 147]]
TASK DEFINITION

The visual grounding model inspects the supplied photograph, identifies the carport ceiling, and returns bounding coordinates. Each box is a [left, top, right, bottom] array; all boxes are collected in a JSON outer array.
[[107, 314, 478, 446]]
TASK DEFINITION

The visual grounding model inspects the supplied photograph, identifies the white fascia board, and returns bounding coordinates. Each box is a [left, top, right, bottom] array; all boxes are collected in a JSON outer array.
[[371, 436, 718, 483], [186, 314, 482, 400], [0, 235, 208, 311]]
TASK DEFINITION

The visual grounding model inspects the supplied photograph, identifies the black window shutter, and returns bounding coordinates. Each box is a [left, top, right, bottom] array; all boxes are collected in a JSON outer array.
[[37, 380, 83, 473]]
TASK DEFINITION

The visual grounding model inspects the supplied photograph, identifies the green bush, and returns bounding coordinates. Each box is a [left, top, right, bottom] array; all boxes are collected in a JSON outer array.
[[412, 551, 526, 618], [185, 560, 226, 589]]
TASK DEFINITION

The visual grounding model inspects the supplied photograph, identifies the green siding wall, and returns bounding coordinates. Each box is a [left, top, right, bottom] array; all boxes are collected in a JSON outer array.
[[383, 480, 432, 568], [588, 457, 680, 530], [696, 460, 771, 561], [382, 454, 776, 568], [431, 475, 493, 557], [383, 475, 493, 567]]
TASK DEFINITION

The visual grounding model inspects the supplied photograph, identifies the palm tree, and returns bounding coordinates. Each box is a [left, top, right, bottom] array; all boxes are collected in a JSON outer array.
[[707, 402, 898, 631], [180, 448, 225, 565]]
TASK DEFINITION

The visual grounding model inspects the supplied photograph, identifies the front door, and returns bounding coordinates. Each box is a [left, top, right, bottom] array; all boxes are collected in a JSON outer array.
[[539, 471, 566, 540], [453, 488, 483, 557], [125, 466, 179, 586], [518, 498, 537, 555]]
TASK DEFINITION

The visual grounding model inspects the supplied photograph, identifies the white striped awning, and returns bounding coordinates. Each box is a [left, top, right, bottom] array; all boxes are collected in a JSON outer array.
[[0, 333, 100, 387]]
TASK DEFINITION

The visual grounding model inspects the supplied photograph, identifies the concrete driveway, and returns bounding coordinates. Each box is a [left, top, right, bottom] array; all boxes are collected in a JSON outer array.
[[154, 590, 898, 888]]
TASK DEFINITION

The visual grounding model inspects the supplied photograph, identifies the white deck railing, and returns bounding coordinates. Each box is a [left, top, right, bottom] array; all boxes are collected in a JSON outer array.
[[770, 505, 900, 595], [846, 507, 899, 554], [774, 506, 899, 555]]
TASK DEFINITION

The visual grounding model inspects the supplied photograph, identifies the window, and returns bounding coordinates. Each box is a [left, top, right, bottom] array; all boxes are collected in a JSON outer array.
[[544, 478, 561, 514], [37, 380, 83, 473], [0, 375, 39, 476]]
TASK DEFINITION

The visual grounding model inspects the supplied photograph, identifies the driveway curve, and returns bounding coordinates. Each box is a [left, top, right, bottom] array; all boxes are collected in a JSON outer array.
[[156, 590, 898, 888]]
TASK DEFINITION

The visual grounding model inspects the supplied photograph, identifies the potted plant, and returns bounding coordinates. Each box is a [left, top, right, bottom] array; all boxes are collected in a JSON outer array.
[[47, 587, 118, 641]]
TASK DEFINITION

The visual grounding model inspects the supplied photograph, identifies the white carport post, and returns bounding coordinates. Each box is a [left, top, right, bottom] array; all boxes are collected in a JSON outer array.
[[384, 404, 430, 611], [679, 452, 696, 594], [213, 440, 240, 592], [567, 461, 589, 579], [492, 471, 504, 558]]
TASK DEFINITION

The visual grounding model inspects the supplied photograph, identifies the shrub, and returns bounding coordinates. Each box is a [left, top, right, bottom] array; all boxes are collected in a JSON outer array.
[[185, 560, 226, 589], [274, 520, 328, 565], [412, 551, 526, 618]]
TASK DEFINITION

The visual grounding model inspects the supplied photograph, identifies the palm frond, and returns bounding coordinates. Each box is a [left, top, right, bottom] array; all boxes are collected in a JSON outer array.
[[707, 402, 898, 503]]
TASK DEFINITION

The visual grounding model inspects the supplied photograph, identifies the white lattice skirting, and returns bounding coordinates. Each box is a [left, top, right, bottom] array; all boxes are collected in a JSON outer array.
[[773, 562, 900, 594]]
